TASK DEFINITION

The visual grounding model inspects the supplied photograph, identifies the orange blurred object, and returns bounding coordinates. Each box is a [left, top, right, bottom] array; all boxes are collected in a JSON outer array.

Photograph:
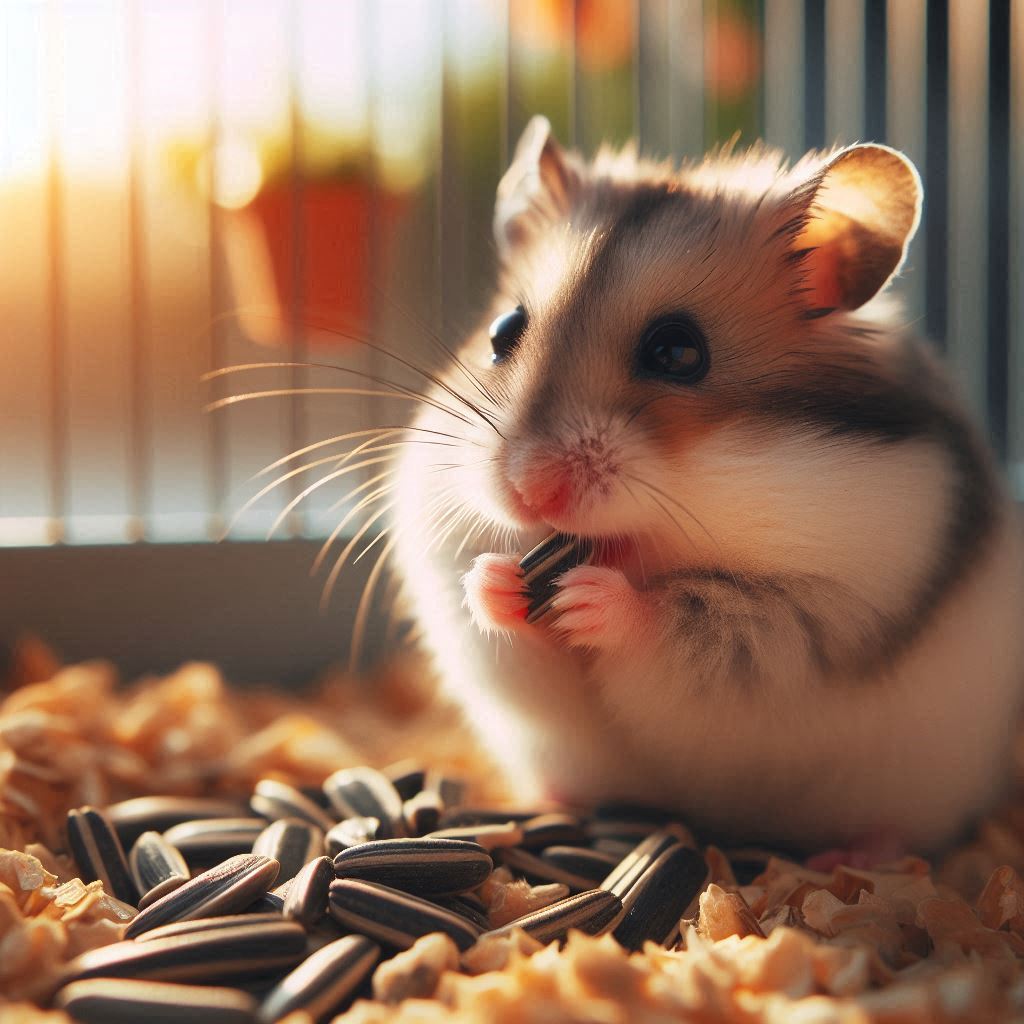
[[224, 181, 408, 348]]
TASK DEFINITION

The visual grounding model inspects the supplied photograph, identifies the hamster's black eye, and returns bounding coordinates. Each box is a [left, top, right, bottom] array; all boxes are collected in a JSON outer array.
[[489, 305, 527, 364], [636, 315, 709, 384]]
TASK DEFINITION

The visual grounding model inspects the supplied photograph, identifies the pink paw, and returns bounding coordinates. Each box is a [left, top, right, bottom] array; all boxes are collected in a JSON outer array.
[[549, 565, 644, 650], [462, 553, 529, 634]]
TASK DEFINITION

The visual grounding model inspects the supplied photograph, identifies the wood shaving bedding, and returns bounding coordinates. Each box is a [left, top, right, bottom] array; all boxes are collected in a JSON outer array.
[[2, 641, 1024, 1022]]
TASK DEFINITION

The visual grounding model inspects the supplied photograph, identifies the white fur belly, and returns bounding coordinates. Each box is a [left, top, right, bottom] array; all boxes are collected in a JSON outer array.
[[561, 513, 1024, 849]]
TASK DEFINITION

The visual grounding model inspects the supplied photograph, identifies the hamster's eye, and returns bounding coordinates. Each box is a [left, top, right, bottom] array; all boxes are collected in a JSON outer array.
[[489, 305, 527, 364], [636, 315, 709, 384]]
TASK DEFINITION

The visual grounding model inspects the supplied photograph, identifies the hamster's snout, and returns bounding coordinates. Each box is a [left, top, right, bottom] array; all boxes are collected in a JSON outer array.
[[505, 434, 620, 522]]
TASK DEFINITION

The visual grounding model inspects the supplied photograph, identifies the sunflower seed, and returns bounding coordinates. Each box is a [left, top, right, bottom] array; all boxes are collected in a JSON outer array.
[[124, 854, 281, 939], [283, 856, 333, 928], [498, 846, 594, 892], [105, 797, 249, 848], [402, 790, 443, 836], [258, 934, 380, 1023], [518, 813, 586, 849], [325, 816, 381, 856], [425, 822, 524, 851], [600, 826, 695, 897], [422, 771, 465, 809], [540, 846, 621, 885], [384, 761, 426, 801], [134, 913, 285, 944], [64, 920, 306, 984], [586, 819, 668, 842], [252, 819, 325, 885], [54, 979, 258, 1024], [520, 533, 593, 623], [322, 767, 405, 838], [328, 879, 481, 951], [482, 888, 623, 944], [163, 818, 267, 869], [67, 806, 139, 905], [611, 844, 708, 951], [430, 894, 491, 932], [590, 838, 636, 858], [437, 807, 540, 828], [130, 831, 190, 910], [333, 838, 492, 896], [251, 779, 336, 833]]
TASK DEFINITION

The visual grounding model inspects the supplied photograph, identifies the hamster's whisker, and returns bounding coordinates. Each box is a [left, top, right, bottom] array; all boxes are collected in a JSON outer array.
[[349, 533, 401, 673], [312, 482, 398, 576], [223, 454, 396, 540], [319, 501, 395, 611], [325, 473, 396, 517], [626, 473, 721, 553], [253, 425, 483, 481], [271, 468, 394, 542], [206, 383, 479, 432], [369, 282, 499, 406]]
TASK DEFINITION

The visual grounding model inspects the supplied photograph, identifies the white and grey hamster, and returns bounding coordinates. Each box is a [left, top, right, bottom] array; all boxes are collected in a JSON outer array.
[[392, 116, 1024, 852]]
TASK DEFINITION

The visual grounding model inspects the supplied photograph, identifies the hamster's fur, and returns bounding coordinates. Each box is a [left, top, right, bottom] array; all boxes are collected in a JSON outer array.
[[392, 116, 1024, 851]]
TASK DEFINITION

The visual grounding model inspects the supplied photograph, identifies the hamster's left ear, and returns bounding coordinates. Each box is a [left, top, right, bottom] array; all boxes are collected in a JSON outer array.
[[787, 144, 922, 313], [493, 115, 581, 256]]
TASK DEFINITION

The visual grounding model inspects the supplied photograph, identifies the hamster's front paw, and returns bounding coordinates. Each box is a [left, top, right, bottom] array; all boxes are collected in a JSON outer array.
[[550, 565, 646, 650], [462, 553, 529, 634]]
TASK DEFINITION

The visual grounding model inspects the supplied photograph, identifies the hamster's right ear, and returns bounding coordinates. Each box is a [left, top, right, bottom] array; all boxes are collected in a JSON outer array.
[[494, 115, 580, 256]]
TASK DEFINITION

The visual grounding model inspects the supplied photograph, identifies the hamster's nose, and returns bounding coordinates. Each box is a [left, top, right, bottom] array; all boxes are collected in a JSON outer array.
[[508, 460, 572, 519]]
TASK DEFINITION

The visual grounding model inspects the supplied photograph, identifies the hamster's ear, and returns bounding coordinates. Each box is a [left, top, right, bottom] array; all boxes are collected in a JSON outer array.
[[494, 115, 579, 255], [787, 144, 922, 313]]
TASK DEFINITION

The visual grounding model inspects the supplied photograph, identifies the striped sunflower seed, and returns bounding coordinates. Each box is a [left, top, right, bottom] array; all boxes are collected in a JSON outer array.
[[322, 767, 405, 838], [600, 826, 695, 897], [333, 838, 492, 896], [54, 979, 258, 1024], [258, 934, 380, 1023], [325, 816, 381, 856], [252, 818, 325, 885], [328, 879, 481, 951], [519, 532, 593, 623], [162, 818, 267, 869], [430, 894, 492, 932], [283, 856, 333, 928], [105, 797, 249, 848], [384, 761, 426, 801], [425, 822, 524, 851], [518, 813, 586, 849], [67, 806, 139, 906], [540, 846, 621, 885], [482, 888, 623, 945], [422, 771, 465, 810], [437, 807, 540, 828], [124, 854, 281, 939], [499, 846, 594, 892], [402, 790, 443, 836], [611, 844, 708, 951], [64, 920, 307, 984], [129, 831, 190, 910], [134, 913, 284, 944], [251, 779, 336, 834]]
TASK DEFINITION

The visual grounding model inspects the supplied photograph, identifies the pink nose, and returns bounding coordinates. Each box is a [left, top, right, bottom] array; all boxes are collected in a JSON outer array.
[[510, 466, 572, 518]]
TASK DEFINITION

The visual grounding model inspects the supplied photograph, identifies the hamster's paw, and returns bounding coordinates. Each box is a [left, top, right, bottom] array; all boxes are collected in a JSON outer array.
[[462, 553, 529, 634], [550, 565, 646, 650]]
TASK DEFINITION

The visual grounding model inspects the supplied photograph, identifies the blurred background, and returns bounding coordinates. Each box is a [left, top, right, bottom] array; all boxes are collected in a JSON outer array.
[[1, 0, 1020, 682]]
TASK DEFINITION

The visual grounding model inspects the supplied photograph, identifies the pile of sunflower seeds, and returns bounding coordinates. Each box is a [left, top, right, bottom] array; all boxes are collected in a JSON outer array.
[[53, 764, 710, 1023]]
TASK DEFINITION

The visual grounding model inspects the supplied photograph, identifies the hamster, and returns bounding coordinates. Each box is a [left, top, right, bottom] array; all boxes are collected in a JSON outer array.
[[391, 115, 1024, 852]]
